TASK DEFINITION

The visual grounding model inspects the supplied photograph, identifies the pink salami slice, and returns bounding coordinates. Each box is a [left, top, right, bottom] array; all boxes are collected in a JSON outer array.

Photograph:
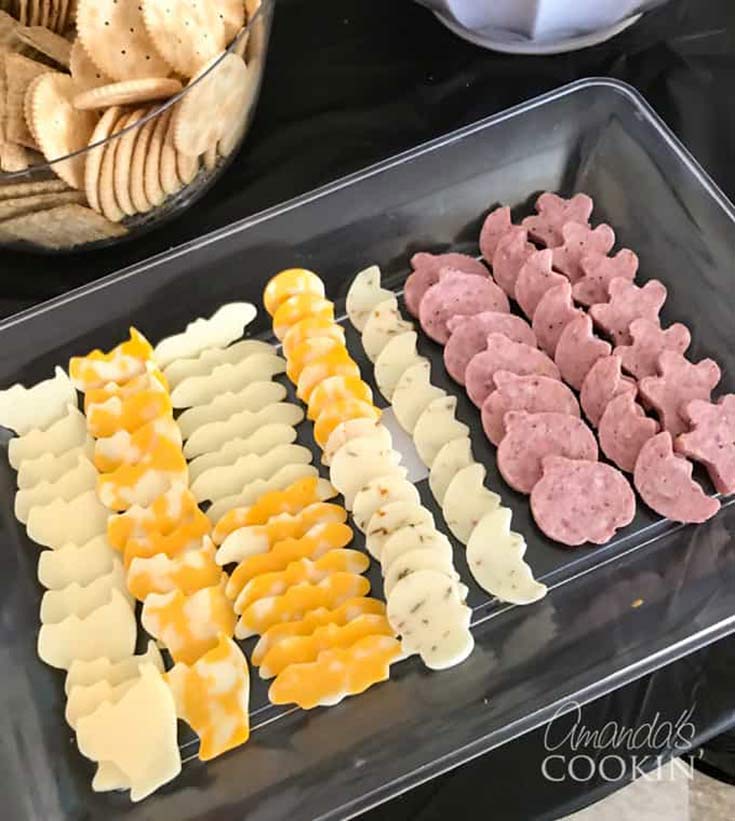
[[405, 253, 488, 318], [419, 269, 509, 345], [552, 223, 615, 283], [514, 249, 566, 320], [497, 411, 598, 494], [465, 333, 560, 408], [580, 355, 637, 428], [634, 432, 720, 523], [676, 395, 735, 495], [554, 314, 611, 391], [491, 227, 536, 297], [532, 281, 583, 357], [479, 206, 512, 262], [444, 312, 536, 385], [598, 393, 659, 473], [589, 278, 667, 346], [521, 192, 593, 248], [531, 456, 636, 546], [481, 372, 580, 446], [613, 318, 691, 380], [572, 249, 638, 307], [639, 351, 721, 437]]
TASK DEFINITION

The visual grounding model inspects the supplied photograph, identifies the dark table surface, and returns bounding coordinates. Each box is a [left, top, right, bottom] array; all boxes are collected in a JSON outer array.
[[3, 0, 735, 818]]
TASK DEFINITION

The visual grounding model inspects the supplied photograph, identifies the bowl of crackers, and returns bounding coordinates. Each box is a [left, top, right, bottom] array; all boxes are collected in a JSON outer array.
[[0, 0, 273, 252]]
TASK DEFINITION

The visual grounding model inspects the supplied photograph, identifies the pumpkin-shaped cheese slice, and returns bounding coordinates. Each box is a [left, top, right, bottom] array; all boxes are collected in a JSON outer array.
[[273, 293, 334, 341], [282, 316, 345, 361], [307, 375, 373, 422], [313, 398, 381, 449], [286, 336, 347, 383], [296, 349, 360, 403], [264, 268, 325, 317]]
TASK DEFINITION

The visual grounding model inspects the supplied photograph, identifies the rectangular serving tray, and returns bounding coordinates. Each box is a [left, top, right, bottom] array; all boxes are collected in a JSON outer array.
[[1, 78, 734, 821]]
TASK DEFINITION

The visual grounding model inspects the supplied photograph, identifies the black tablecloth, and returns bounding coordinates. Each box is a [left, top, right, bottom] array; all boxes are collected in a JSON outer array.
[[3, 0, 735, 817]]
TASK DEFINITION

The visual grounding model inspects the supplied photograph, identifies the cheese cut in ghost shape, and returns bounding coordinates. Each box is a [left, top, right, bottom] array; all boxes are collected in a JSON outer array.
[[69, 328, 153, 392], [123, 507, 211, 567], [153, 302, 258, 368], [322, 417, 392, 466], [365, 501, 435, 560], [166, 634, 251, 761], [66, 641, 164, 695], [8, 405, 86, 469], [38, 536, 118, 589], [374, 332, 422, 401], [429, 437, 474, 506], [273, 293, 334, 341], [268, 634, 402, 709], [188, 423, 297, 483], [141, 579, 235, 665], [282, 316, 346, 361], [296, 349, 361, 403], [346, 265, 394, 332], [380, 525, 455, 577], [466, 507, 547, 605], [177, 381, 287, 440], [17, 441, 94, 490], [236, 572, 371, 639], [92, 762, 131, 793], [93, 415, 182, 473], [86, 388, 172, 439], [259, 612, 394, 679], [127, 537, 222, 600], [38, 588, 136, 669], [442, 463, 501, 544], [307, 375, 373, 422], [170, 352, 286, 409], [66, 674, 138, 730], [351, 475, 421, 533], [264, 268, 326, 317], [183, 401, 304, 459], [216, 502, 347, 565], [313, 398, 381, 450], [0, 367, 76, 436], [75, 663, 181, 802], [191, 444, 312, 504], [234, 549, 370, 614], [163, 339, 275, 388], [14, 455, 97, 523], [27, 490, 108, 549], [329, 434, 405, 509], [383, 548, 459, 598], [40, 561, 132, 624], [413, 396, 470, 468], [392, 359, 446, 434], [362, 298, 414, 363], [286, 336, 346, 383]]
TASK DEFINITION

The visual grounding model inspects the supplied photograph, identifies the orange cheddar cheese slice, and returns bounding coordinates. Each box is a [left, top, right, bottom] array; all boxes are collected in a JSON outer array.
[[122, 508, 211, 567], [84, 368, 167, 413], [127, 537, 221, 600], [282, 317, 346, 361], [307, 375, 373, 421], [69, 328, 153, 392], [263, 268, 325, 317], [86, 388, 172, 439], [286, 337, 347, 383], [93, 415, 182, 473], [273, 294, 334, 341], [268, 635, 402, 709], [166, 634, 250, 761], [313, 398, 381, 450], [296, 350, 361, 403]]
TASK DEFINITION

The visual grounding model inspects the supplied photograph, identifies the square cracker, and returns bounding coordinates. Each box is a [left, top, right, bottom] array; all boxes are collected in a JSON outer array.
[[0, 177, 69, 199], [4, 52, 53, 148], [0, 10, 19, 51], [0, 189, 85, 220], [0, 203, 128, 248], [15, 26, 73, 67]]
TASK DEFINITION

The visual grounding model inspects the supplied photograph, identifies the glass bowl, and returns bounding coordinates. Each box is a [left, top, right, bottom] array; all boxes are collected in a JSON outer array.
[[0, 0, 275, 253]]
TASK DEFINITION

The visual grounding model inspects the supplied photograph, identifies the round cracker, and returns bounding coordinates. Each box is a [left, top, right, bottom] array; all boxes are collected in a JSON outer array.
[[203, 144, 218, 171], [76, 0, 172, 82], [172, 52, 249, 157], [84, 106, 123, 213], [176, 145, 199, 184], [113, 108, 148, 217], [98, 112, 129, 222], [216, 0, 246, 43], [144, 108, 170, 207], [218, 60, 257, 157], [130, 114, 157, 214], [29, 73, 99, 190], [74, 77, 183, 110], [159, 113, 183, 197], [23, 74, 46, 146], [141, 0, 226, 79], [57, 0, 70, 33], [70, 39, 113, 94], [40, 0, 50, 27]]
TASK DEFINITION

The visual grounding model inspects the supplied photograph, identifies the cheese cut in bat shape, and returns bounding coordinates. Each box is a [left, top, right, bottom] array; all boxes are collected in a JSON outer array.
[[75, 663, 181, 802], [273, 294, 335, 341], [93, 415, 182, 473], [429, 437, 474, 506], [379, 525, 455, 577], [213, 476, 338, 544], [27, 490, 108, 549], [141, 579, 235, 665], [375, 332, 422, 401], [383, 548, 459, 598], [153, 302, 258, 368], [413, 396, 470, 468], [167, 634, 251, 761], [37, 589, 137, 669], [8, 405, 87, 469], [170, 352, 286, 409], [296, 349, 361, 403], [65, 641, 164, 695], [313, 398, 381, 450], [264, 268, 326, 317], [66, 674, 139, 730], [234, 549, 370, 614], [346, 265, 394, 332], [0, 367, 76, 436], [16, 441, 94, 489], [329, 434, 405, 509], [38, 536, 118, 590], [127, 537, 222, 600], [307, 375, 373, 422], [183, 401, 304, 459], [163, 339, 275, 388], [387, 570, 474, 670], [226, 522, 354, 599], [392, 359, 446, 434], [282, 316, 346, 361], [268, 634, 402, 709], [286, 336, 347, 383], [188, 423, 297, 483], [86, 388, 172, 439], [442, 463, 501, 544], [323, 417, 392, 466], [362, 298, 414, 363], [236, 572, 371, 639], [40, 561, 132, 624], [69, 329, 153, 392], [176, 381, 288, 440], [259, 612, 394, 679], [365, 501, 435, 560], [122, 508, 211, 567], [191, 444, 312, 503], [466, 508, 547, 605], [14, 455, 97, 523], [352, 475, 421, 533], [252, 597, 386, 666], [216, 502, 347, 565]]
